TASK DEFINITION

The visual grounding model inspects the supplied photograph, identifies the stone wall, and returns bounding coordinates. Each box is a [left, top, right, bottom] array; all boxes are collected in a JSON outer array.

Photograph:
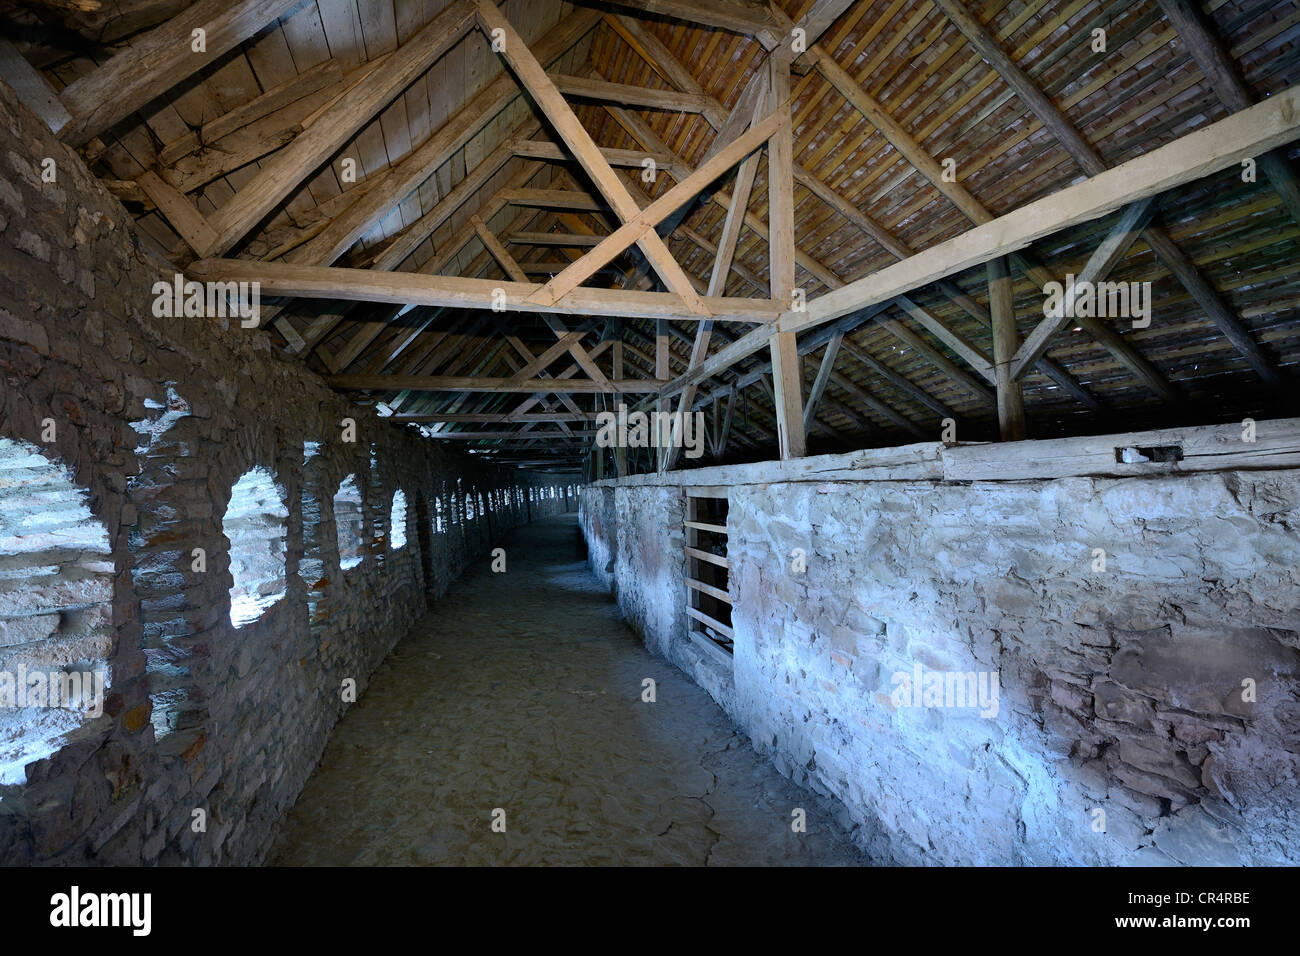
[[0, 85, 573, 864], [580, 440, 1300, 866]]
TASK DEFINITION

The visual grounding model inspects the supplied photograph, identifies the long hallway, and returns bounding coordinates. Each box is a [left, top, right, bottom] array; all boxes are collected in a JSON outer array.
[[269, 514, 869, 866]]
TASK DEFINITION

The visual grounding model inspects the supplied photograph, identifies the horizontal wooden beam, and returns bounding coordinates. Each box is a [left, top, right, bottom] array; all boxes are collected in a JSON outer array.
[[549, 73, 725, 124], [392, 412, 599, 423], [508, 231, 603, 247], [329, 375, 665, 393], [500, 188, 607, 211], [187, 259, 781, 323]]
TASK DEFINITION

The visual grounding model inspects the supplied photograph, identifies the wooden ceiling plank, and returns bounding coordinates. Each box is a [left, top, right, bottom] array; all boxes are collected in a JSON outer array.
[[58, 0, 304, 146], [204, 0, 477, 256], [1154, 0, 1300, 228]]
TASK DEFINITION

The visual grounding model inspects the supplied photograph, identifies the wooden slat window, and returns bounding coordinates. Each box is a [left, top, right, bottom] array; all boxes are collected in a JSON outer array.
[[685, 491, 732, 654]]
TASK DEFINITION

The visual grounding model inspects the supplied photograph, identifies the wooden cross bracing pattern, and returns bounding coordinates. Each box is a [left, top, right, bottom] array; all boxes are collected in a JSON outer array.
[[7, 0, 1300, 471]]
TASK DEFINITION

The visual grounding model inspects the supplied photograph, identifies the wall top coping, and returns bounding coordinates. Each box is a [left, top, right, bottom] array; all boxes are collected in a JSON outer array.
[[588, 418, 1300, 489]]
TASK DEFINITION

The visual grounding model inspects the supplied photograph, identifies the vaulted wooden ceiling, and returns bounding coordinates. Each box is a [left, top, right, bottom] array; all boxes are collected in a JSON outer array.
[[4, 0, 1299, 473]]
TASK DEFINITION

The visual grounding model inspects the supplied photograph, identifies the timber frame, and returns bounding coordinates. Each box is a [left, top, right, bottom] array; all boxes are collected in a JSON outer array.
[[6, 0, 1299, 473]]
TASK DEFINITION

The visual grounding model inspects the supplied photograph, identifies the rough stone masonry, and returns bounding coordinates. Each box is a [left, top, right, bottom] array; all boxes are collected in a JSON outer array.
[[0, 84, 572, 864], [581, 447, 1300, 866]]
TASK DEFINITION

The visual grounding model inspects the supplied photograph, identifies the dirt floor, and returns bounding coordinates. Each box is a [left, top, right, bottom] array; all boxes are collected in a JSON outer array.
[[269, 513, 869, 866]]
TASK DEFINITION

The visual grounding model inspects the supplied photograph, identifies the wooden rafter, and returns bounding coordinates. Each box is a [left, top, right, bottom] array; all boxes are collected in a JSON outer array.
[[474, 0, 708, 314]]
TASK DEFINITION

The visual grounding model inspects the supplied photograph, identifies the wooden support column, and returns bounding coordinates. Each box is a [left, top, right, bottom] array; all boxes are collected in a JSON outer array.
[[767, 54, 805, 460], [656, 320, 670, 472], [988, 257, 1025, 441], [612, 339, 628, 477]]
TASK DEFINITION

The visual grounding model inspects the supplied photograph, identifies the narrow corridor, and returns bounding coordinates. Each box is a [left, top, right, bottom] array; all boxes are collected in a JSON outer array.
[[269, 514, 868, 866]]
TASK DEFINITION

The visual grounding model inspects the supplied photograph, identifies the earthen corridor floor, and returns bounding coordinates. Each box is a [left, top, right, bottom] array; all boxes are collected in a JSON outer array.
[[269, 514, 869, 866]]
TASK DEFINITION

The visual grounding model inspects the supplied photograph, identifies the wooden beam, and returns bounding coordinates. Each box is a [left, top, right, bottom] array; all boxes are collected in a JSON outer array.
[[527, 107, 787, 306], [802, 331, 843, 433], [188, 258, 780, 323], [1010, 198, 1154, 380], [508, 231, 603, 247], [135, 171, 218, 256], [500, 188, 606, 211], [158, 59, 344, 165], [475, 0, 706, 313], [204, 0, 477, 256], [790, 0, 857, 72], [1154, 0, 1300, 227], [509, 137, 685, 176], [0, 40, 71, 133], [767, 54, 805, 460], [57, 0, 302, 146], [472, 215, 529, 282], [787, 84, 1300, 333], [934, 0, 1276, 388], [989, 257, 1026, 441], [548, 73, 724, 124], [583, 0, 783, 48], [894, 295, 995, 384], [328, 375, 664, 393]]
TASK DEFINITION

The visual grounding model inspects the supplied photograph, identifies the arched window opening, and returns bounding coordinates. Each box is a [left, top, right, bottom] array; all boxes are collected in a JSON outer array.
[[225, 467, 288, 628], [434, 495, 444, 533], [390, 489, 408, 550], [334, 475, 365, 571], [0, 438, 113, 787]]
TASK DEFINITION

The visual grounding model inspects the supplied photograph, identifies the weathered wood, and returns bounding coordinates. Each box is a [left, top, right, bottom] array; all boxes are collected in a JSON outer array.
[[786, 84, 1300, 332], [1010, 198, 1154, 380], [158, 59, 344, 165], [803, 331, 843, 433], [57, 0, 303, 146], [328, 375, 665, 393], [548, 73, 724, 124], [1154, 0, 1300, 227], [204, 0, 477, 256], [596, 419, 1300, 488], [527, 106, 787, 306], [988, 257, 1026, 441], [508, 231, 603, 247], [584, 0, 782, 48], [500, 188, 606, 211], [136, 171, 217, 255], [471, 215, 529, 282], [475, 0, 706, 314], [187, 259, 783, 323], [0, 39, 71, 133]]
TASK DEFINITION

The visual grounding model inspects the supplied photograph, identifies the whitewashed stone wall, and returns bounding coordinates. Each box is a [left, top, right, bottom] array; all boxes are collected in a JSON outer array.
[[582, 466, 1300, 866]]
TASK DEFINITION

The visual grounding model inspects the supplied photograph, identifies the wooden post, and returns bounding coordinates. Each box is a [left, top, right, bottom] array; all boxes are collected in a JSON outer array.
[[988, 257, 1026, 441], [767, 55, 806, 460], [656, 320, 670, 472]]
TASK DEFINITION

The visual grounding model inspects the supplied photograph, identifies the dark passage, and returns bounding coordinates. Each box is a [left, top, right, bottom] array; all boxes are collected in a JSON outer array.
[[270, 515, 867, 866]]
